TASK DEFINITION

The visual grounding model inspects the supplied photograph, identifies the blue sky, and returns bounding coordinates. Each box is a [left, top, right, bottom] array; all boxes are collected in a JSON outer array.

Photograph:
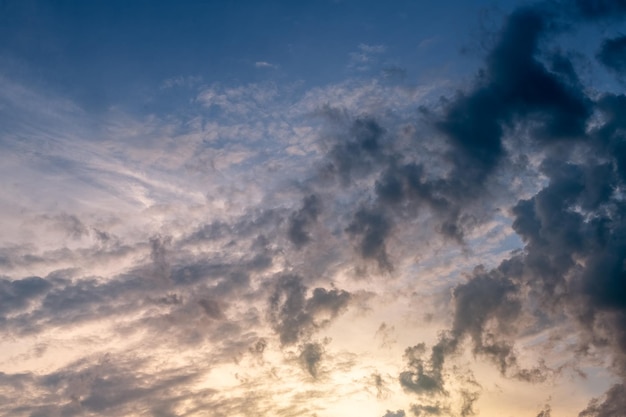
[[1, 1, 626, 417], [0, 0, 524, 111]]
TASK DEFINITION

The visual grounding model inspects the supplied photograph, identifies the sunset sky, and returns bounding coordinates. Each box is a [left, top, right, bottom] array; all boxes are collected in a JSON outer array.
[[1, 1, 626, 416]]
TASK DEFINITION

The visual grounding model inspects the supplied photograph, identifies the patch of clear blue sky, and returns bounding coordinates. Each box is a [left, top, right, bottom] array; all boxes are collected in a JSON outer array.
[[0, 0, 525, 114]]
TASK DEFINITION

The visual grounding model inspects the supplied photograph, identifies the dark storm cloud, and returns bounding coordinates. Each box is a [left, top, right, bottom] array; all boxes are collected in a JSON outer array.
[[288, 194, 322, 249], [396, 3, 626, 413], [438, 6, 591, 180], [309, 4, 593, 271], [268, 275, 351, 346], [597, 35, 626, 77], [508, 155, 626, 362], [576, 0, 626, 18], [399, 149, 623, 405]]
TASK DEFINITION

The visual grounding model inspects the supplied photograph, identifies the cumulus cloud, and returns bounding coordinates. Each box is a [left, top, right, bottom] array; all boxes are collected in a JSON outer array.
[[384, 2, 626, 414]]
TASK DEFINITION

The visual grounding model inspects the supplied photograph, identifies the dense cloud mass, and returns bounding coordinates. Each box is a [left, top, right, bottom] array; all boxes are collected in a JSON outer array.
[[390, 2, 626, 415], [597, 35, 626, 77], [1, 1, 626, 416], [576, 0, 626, 18]]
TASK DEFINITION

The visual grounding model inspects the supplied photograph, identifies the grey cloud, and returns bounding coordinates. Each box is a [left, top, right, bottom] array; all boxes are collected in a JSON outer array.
[[399, 149, 622, 403], [409, 139, 626, 404], [459, 389, 479, 417], [183, 220, 230, 243], [450, 266, 523, 374], [396, 4, 626, 413], [0, 240, 137, 273], [268, 275, 351, 346], [5, 1, 626, 415], [320, 117, 471, 266], [4, 355, 200, 417], [0, 239, 270, 338], [593, 94, 626, 179], [249, 338, 267, 358], [299, 342, 324, 378], [346, 206, 393, 270], [399, 258, 546, 402], [536, 405, 552, 417], [183, 208, 285, 246], [268, 275, 309, 345], [382, 410, 406, 417], [578, 383, 626, 417], [508, 155, 626, 369], [198, 297, 225, 320], [399, 343, 447, 395], [371, 372, 391, 399], [42, 213, 89, 239], [288, 194, 322, 249], [576, 0, 626, 18], [597, 35, 626, 78], [416, 98, 625, 417], [150, 235, 172, 281], [307, 287, 351, 318], [374, 162, 465, 242], [410, 403, 446, 416], [323, 117, 388, 185], [310, 4, 591, 273], [0, 276, 51, 316], [438, 6, 591, 182], [149, 292, 183, 306]]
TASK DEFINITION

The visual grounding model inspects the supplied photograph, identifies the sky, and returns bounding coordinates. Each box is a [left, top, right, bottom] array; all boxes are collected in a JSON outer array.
[[1, 0, 626, 416]]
